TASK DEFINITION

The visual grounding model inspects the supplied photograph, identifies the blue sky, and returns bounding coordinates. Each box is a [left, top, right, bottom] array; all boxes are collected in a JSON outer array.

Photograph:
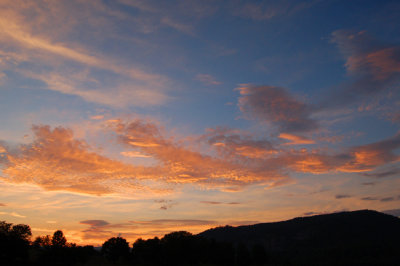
[[0, 0, 399, 245]]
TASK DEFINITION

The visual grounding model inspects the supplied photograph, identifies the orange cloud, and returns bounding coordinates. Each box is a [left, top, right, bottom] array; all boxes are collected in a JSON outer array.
[[279, 133, 315, 145], [2, 122, 399, 197], [339, 134, 400, 172], [1, 125, 163, 196], [206, 128, 276, 159], [113, 120, 288, 190]]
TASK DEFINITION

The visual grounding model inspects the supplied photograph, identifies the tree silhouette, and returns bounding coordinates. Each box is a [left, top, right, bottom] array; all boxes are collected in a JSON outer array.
[[0, 221, 32, 264], [33, 235, 52, 248], [52, 230, 67, 248], [132, 237, 162, 265], [101, 236, 130, 263]]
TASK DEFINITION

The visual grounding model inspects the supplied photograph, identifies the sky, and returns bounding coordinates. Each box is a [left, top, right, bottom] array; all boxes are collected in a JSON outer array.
[[0, 0, 400, 246]]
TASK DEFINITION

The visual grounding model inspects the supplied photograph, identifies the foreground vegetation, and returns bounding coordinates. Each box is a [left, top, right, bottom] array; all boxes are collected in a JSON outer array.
[[0, 220, 265, 266], [1, 210, 400, 265]]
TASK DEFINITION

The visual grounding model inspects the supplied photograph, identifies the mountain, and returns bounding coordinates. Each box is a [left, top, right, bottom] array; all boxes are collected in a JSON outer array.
[[199, 210, 400, 265]]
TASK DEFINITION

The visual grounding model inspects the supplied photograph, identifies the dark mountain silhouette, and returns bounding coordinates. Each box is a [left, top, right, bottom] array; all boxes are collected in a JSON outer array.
[[199, 209, 400, 265]]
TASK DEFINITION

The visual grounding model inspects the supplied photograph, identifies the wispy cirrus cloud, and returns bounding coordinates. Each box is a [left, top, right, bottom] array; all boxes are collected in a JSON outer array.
[[0, 211, 26, 218], [231, 0, 318, 21], [0, 0, 171, 108], [196, 74, 221, 85]]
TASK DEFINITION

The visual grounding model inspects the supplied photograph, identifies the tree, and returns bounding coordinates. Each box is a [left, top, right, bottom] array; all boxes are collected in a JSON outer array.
[[0, 221, 32, 263], [11, 224, 32, 241], [52, 230, 67, 248], [33, 235, 52, 248], [101, 237, 130, 262]]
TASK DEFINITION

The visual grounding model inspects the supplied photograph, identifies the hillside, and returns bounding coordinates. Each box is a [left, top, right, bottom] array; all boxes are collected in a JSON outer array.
[[199, 210, 400, 265]]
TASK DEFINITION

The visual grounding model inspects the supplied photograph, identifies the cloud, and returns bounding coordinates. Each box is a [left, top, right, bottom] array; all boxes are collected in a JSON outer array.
[[338, 133, 400, 172], [0, 211, 26, 218], [236, 85, 318, 133], [205, 128, 276, 159], [335, 194, 351, 199], [360, 168, 400, 178], [380, 197, 395, 202], [196, 74, 221, 85], [0, 145, 6, 153], [361, 196, 398, 202], [80, 220, 110, 227], [383, 209, 400, 217], [362, 182, 376, 186], [0, 0, 171, 108], [114, 120, 289, 191], [0, 125, 165, 196], [118, 0, 218, 35], [90, 115, 104, 120], [361, 197, 379, 201], [201, 201, 223, 205], [1, 121, 399, 196], [279, 133, 315, 145], [303, 209, 348, 216], [131, 219, 216, 226], [200, 201, 241, 205], [321, 30, 400, 109], [0, 203, 6, 207], [121, 151, 152, 158], [231, 0, 318, 21]]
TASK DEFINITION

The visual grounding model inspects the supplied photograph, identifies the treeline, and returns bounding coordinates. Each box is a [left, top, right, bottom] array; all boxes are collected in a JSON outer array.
[[0, 220, 267, 265]]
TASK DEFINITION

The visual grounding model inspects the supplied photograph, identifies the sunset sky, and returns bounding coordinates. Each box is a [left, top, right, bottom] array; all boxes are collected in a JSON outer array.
[[0, 0, 400, 246]]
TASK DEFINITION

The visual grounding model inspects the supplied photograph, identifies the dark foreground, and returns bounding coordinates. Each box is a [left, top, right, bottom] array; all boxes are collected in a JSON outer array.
[[1, 209, 399, 265]]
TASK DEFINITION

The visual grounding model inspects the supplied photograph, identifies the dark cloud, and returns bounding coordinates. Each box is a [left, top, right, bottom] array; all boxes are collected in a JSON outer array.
[[361, 168, 400, 178], [380, 197, 395, 202], [360, 196, 398, 202], [130, 219, 217, 226], [0, 203, 6, 207], [201, 201, 222, 205], [237, 85, 318, 133], [303, 209, 348, 216], [361, 182, 376, 186], [227, 220, 259, 226], [335, 194, 351, 199], [200, 201, 241, 205], [303, 211, 323, 216], [361, 197, 379, 201], [80, 220, 110, 227]]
